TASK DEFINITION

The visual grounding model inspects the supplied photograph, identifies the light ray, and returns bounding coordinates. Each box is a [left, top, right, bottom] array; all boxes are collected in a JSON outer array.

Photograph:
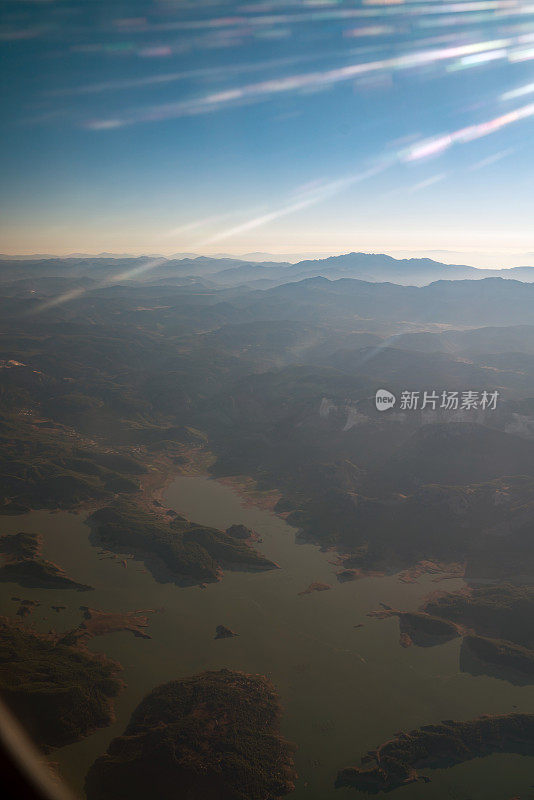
[[84, 36, 521, 129], [30, 258, 168, 314]]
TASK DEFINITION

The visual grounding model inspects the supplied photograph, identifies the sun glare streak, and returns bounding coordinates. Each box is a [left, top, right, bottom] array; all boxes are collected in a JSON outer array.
[[47, 54, 337, 97], [33, 287, 88, 312], [15, 0, 534, 287], [195, 97, 534, 250], [409, 173, 447, 191], [83, 31, 534, 130], [501, 81, 534, 100], [468, 146, 515, 169], [162, 214, 238, 239], [112, 2, 534, 33], [403, 101, 534, 161], [31, 84, 534, 312], [195, 164, 390, 246], [30, 258, 168, 314]]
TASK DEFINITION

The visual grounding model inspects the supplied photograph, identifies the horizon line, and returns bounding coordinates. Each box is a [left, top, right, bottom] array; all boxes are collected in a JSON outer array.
[[1, 249, 534, 270]]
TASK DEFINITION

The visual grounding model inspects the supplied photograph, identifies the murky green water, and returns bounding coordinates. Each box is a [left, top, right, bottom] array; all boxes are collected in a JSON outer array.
[[1, 476, 534, 799]]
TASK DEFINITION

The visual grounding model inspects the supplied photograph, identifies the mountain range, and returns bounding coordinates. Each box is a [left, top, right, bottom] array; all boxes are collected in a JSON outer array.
[[4, 251, 534, 288]]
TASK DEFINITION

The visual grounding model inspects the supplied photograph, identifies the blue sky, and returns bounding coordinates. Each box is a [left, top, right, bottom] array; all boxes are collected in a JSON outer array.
[[2, 0, 534, 265]]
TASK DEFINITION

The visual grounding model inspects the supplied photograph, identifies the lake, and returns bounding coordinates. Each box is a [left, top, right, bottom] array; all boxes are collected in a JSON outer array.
[[1, 475, 534, 799]]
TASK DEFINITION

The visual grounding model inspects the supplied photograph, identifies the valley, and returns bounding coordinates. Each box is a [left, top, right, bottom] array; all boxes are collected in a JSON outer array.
[[3, 255, 534, 797]]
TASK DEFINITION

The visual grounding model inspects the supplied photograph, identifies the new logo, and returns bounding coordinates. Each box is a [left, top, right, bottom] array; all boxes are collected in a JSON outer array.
[[375, 389, 396, 411]]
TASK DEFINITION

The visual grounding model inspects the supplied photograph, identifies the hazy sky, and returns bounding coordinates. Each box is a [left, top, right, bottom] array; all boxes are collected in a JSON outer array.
[[2, 0, 534, 265]]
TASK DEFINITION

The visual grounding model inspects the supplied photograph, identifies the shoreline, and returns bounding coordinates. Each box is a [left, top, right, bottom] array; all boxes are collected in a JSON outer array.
[[216, 475, 282, 512]]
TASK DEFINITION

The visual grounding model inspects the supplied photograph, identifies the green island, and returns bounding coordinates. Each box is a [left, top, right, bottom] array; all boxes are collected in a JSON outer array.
[[0, 616, 123, 752], [85, 668, 297, 800], [424, 584, 534, 681], [215, 624, 238, 639], [397, 611, 459, 647], [336, 713, 534, 793], [89, 498, 278, 586], [0, 531, 93, 590], [423, 584, 534, 646], [461, 634, 534, 682], [379, 585, 534, 681]]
